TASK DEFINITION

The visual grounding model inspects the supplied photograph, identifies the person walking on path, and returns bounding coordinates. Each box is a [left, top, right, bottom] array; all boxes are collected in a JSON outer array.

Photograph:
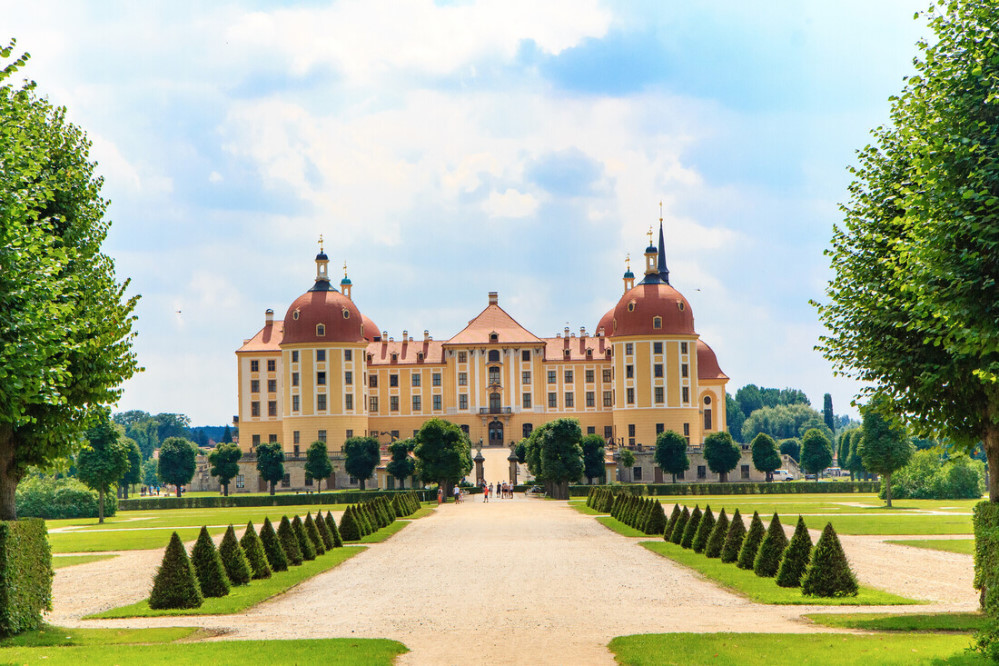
[[483, 484, 489, 503], [437, 487, 443, 505], [453, 485, 460, 503]]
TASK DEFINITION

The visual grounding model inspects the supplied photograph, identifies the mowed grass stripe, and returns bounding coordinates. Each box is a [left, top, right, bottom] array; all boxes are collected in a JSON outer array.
[[887, 539, 975, 555], [805, 612, 985, 632], [52, 554, 119, 569]]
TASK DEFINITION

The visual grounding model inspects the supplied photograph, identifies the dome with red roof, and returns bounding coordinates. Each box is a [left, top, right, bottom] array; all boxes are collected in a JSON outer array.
[[362, 313, 379, 342], [610, 282, 695, 337], [282, 287, 366, 345], [596, 307, 614, 337]]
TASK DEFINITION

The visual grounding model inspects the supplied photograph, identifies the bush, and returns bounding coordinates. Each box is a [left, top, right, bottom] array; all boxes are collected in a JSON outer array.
[[338, 506, 361, 542], [737, 511, 765, 569], [720, 509, 746, 563], [776, 516, 812, 588], [753, 513, 789, 578], [886, 450, 985, 500], [309, 512, 331, 552], [670, 506, 690, 545], [567, 482, 878, 497], [0, 519, 52, 635], [239, 521, 271, 580], [705, 508, 729, 558], [259, 517, 288, 572], [119, 489, 436, 511], [15, 475, 116, 519], [974, 501, 999, 613], [191, 526, 230, 598], [801, 523, 858, 597], [680, 506, 702, 549], [218, 525, 252, 586], [292, 515, 316, 561], [692, 506, 715, 554], [279, 516, 304, 565], [149, 531, 202, 610], [663, 504, 682, 541], [326, 511, 344, 547], [645, 500, 667, 536]]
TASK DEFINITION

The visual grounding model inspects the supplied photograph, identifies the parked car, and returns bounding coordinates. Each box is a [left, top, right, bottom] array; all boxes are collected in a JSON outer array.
[[773, 470, 796, 481]]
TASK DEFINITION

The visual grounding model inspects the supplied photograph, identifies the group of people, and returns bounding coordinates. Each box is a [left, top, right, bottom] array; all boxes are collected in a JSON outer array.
[[480, 481, 513, 502]]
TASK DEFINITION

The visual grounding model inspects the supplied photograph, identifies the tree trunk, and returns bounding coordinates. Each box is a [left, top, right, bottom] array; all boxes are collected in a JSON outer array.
[[0, 426, 20, 520], [176, 484, 182, 498], [269, 480, 276, 496], [98, 488, 105, 524], [985, 425, 999, 502], [223, 482, 229, 497], [719, 472, 727, 483], [671, 473, 676, 483], [398, 478, 405, 490], [122, 484, 129, 500], [885, 471, 892, 508], [359, 478, 366, 491]]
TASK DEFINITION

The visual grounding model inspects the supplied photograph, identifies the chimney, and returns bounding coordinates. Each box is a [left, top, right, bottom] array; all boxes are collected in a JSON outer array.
[[488, 291, 498, 306], [580, 326, 586, 338], [382, 330, 388, 339], [564, 326, 570, 337], [265, 309, 274, 325], [424, 330, 430, 342], [403, 330, 409, 342]]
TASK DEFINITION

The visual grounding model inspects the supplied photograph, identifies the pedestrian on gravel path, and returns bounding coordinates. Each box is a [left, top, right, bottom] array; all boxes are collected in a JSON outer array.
[[453, 485, 460, 503], [437, 487, 443, 505]]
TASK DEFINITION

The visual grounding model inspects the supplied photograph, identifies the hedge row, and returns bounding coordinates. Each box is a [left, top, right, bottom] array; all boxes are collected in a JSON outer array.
[[16, 476, 117, 519], [121, 488, 434, 511], [0, 519, 52, 636], [569, 482, 879, 497]]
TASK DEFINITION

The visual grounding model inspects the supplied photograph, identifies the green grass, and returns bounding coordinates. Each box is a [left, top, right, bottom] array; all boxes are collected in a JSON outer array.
[[0, 625, 203, 647], [89, 546, 365, 618], [0, 638, 408, 665], [48, 526, 229, 553], [596, 516, 651, 537], [888, 539, 975, 555], [805, 612, 986, 633], [569, 501, 608, 516], [802, 514, 972, 535], [640, 541, 917, 605], [52, 553, 118, 569], [608, 632, 982, 665]]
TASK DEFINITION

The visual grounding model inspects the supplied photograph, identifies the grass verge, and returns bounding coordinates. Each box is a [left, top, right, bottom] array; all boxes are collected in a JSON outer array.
[[805, 612, 986, 632], [887, 539, 975, 555], [0, 625, 203, 647], [596, 516, 652, 538], [52, 554, 118, 569], [569, 501, 607, 516], [0, 638, 407, 665], [607, 632, 982, 665], [89, 547, 365, 618], [640, 541, 917, 606], [49, 526, 228, 553]]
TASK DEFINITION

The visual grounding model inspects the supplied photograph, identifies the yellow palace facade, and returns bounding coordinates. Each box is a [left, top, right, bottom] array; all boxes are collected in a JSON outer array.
[[231, 223, 732, 491]]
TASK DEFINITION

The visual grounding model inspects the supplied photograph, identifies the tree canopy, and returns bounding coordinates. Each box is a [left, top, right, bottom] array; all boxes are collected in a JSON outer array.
[[77, 409, 130, 523], [859, 402, 914, 507], [304, 440, 333, 492], [814, 1, 999, 500], [655, 430, 689, 483], [750, 433, 781, 481], [255, 441, 285, 495], [157, 437, 197, 497], [208, 442, 242, 497], [800, 428, 833, 479], [703, 432, 741, 482], [386, 438, 415, 489], [580, 434, 605, 484], [0, 43, 140, 519], [741, 403, 831, 444], [343, 436, 380, 491], [525, 418, 583, 499], [414, 418, 472, 497]]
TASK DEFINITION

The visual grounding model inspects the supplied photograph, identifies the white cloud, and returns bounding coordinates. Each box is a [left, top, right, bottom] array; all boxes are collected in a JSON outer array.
[[483, 188, 538, 218]]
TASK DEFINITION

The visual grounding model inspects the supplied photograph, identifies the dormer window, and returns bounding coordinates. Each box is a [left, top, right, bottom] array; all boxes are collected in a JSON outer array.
[[627, 301, 636, 312], [653, 316, 662, 329], [586, 349, 593, 359], [678, 301, 685, 312], [489, 333, 499, 343], [391, 353, 398, 363], [316, 324, 325, 336], [293, 309, 300, 320], [342, 308, 350, 319], [564, 349, 570, 358], [417, 352, 424, 362]]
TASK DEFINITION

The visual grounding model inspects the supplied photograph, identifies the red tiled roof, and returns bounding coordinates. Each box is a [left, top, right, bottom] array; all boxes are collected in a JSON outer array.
[[366, 339, 446, 365], [697, 339, 728, 380], [237, 322, 284, 352], [446, 303, 543, 346], [539, 335, 611, 362], [611, 282, 695, 337], [283, 288, 366, 345]]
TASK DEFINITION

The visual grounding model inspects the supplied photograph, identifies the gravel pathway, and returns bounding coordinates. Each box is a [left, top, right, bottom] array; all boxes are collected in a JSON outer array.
[[49, 498, 979, 665]]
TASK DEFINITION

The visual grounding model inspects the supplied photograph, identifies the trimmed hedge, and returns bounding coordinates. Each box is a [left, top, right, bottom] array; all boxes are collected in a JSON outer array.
[[149, 531, 202, 610], [305, 513, 326, 555], [975, 501, 999, 613], [692, 506, 715, 554], [705, 508, 729, 558], [753, 513, 789, 578], [278, 516, 303, 565], [191, 526, 230, 598], [776, 516, 813, 588], [681, 506, 702, 549], [239, 521, 272, 580], [259, 517, 288, 572], [737, 511, 765, 569], [218, 525, 252, 586], [801, 523, 858, 598], [569, 481, 879, 497], [326, 511, 344, 547], [292, 515, 316, 561], [120, 488, 435, 511], [720, 509, 746, 563], [0, 519, 52, 636]]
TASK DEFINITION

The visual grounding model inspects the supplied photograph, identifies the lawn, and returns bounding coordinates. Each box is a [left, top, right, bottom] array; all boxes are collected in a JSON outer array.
[[805, 612, 986, 632], [596, 516, 650, 537], [90, 546, 366, 618], [640, 541, 917, 605], [568, 500, 608, 516], [0, 625, 204, 647], [52, 554, 118, 569], [888, 539, 975, 555], [608, 632, 983, 665]]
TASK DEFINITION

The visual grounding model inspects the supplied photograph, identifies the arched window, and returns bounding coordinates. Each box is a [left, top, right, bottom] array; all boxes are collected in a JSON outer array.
[[488, 349, 500, 362], [653, 316, 662, 329], [316, 324, 325, 337], [703, 396, 713, 431], [488, 366, 501, 385]]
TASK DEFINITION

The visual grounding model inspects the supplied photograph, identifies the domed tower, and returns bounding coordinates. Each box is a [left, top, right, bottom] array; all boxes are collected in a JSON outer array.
[[278, 240, 371, 456], [607, 218, 727, 453]]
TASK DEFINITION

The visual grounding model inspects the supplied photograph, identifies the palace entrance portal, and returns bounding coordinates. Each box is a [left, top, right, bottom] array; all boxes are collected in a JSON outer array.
[[488, 420, 504, 446]]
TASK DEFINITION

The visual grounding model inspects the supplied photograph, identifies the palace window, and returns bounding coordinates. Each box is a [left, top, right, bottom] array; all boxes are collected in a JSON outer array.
[[655, 387, 664, 404], [458, 372, 468, 386], [653, 316, 662, 329], [603, 369, 612, 383], [344, 349, 352, 361], [412, 395, 421, 411], [251, 401, 260, 417], [291, 373, 299, 387], [628, 424, 636, 437], [523, 393, 532, 409], [522, 350, 530, 362], [548, 392, 557, 408], [682, 386, 690, 403], [412, 373, 421, 387], [251, 380, 259, 393], [585, 391, 594, 407], [317, 394, 326, 411], [432, 373, 441, 386], [316, 324, 325, 337], [282, 474, 291, 488], [369, 375, 378, 388], [268, 379, 276, 393], [626, 388, 635, 404], [604, 425, 613, 438], [292, 395, 300, 411], [433, 395, 442, 410], [458, 351, 468, 363], [681, 364, 688, 378], [523, 423, 533, 437], [633, 466, 643, 480], [587, 426, 595, 434], [293, 431, 300, 444], [564, 370, 573, 383], [522, 371, 531, 385], [268, 400, 277, 416], [250, 360, 259, 372], [318, 429, 326, 442], [267, 359, 276, 372], [698, 466, 707, 480], [585, 369, 594, 383], [317, 350, 326, 362], [603, 391, 613, 407], [252, 434, 260, 446], [459, 394, 468, 410], [317, 372, 326, 386], [625, 343, 633, 355], [704, 407, 712, 430], [681, 342, 688, 355], [345, 371, 353, 385], [488, 367, 501, 385], [370, 397, 379, 412], [390, 374, 398, 387], [654, 364, 663, 378], [565, 392, 574, 408], [626, 365, 634, 379], [293, 445, 300, 457], [390, 396, 399, 411], [292, 351, 299, 363], [488, 350, 500, 362], [653, 342, 663, 354], [345, 394, 354, 410], [656, 423, 664, 434], [547, 371, 556, 384]]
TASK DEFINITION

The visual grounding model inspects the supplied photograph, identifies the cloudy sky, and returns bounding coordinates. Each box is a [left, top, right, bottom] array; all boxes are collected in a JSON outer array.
[[6, 1, 930, 426]]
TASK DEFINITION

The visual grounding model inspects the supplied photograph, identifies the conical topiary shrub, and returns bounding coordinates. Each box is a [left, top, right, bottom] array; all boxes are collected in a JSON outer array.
[[326, 511, 344, 547], [754, 512, 789, 578], [293, 515, 316, 561], [801, 523, 858, 597], [385, 497, 397, 522], [218, 525, 252, 586], [776, 516, 813, 588], [670, 506, 690, 545], [645, 500, 667, 536], [664, 504, 682, 541], [259, 517, 288, 572], [278, 516, 304, 565], [357, 504, 373, 536], [364, 504, 379, 533], [721, 509, 746, 563], [149, 531, 203, 609], [681, 505, 702, 549], [191, 526, 230, 598], [705, 508, 729, 558], [737, 511, 765, 570], [339, 506, 361, 542], [692, 506, 715, 554], [304, 513, 326, 555], [240, 521, 272, 580], [314, 511, 334, 551]]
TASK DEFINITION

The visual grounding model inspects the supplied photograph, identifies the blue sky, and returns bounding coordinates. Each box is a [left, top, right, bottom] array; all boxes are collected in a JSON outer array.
[[4, 0, 930, 425]]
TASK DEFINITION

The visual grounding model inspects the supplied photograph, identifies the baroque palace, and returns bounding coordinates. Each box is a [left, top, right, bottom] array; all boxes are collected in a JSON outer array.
[[224, 221, 753, 493]]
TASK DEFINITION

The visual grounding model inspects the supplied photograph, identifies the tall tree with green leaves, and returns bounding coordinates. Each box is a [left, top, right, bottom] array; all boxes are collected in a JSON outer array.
[[750, 433, 781, 482], [386, 438, 415, 489], [726, 393, 746, 442], [344, 436, 380, 491], [859, 402, 914, 508], [208, 442, 242, 497], [120, 437, 142, 499], [581, 434, 605, 484], [655, 430, 689, 483], [823, 394, 835, 433], [0, 43, 140, 520], [77, 409, 130, 523], [618, 448, 635, 481], [158, 437, 197, 497], [304, 440, 333, 492], [814, 1, 999, 500], [524, 419, 583, 499], [221, 425, 233, 444], [414, 418, 472, 499], [800, 428, 833, 481], [703, 432, 741, 483], [255, 441, 285, 496]]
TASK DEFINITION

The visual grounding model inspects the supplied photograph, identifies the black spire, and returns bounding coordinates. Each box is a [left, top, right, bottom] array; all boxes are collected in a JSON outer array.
[[657, 219, 670, 284]]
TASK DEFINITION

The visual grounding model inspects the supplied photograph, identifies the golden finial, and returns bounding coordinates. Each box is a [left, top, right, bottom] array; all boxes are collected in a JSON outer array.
[[318, 234, 324, 252], [647, 226, 654, 245], [659, 201, 663, 223], [343, 261, 348, 278], [625, 253, 631, 270]]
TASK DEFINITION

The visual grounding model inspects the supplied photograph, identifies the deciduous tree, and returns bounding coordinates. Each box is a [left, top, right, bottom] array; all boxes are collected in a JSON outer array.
[[386, 438, 415, 489], [158, 437, 196, 497], [304, 440, 333, 492], [655, 430, 689, 483], [750, 433, 781, 482], [800, 428, 833, 481], [581, 434, 605, 484], [343, 436, 380, 491], [526, 419, 583, 499], [859, 403, 914, 508], [255, 442, 284, 496], [414, 418, 472, 500], [77, 410, 130, 523], [703, 432, 741, 483], [208, 442, 241, 497]]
